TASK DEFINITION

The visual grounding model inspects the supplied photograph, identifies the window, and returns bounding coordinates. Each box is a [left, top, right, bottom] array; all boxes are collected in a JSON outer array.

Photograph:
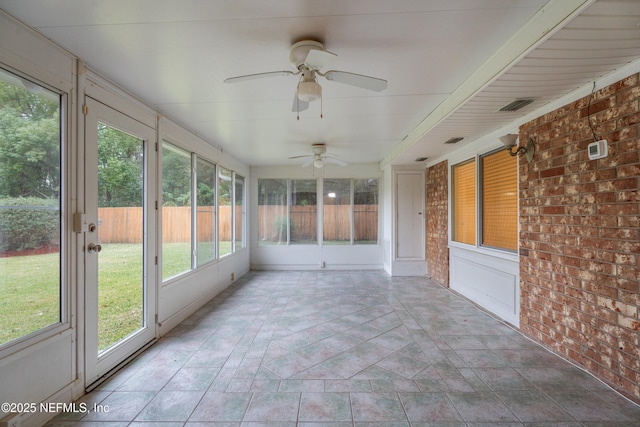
[[481, 149, 517, 251], [323, 179, 351, 245], [258, 179, 287, 245], [451, 150, 518, 253], [161, 142, 192, 279], [291, 179, 317, 244], [354, 179, 378, 244], [218, 167, 233, 257], [196, 157, 216, 266], [234, 174, 245, 250], [162, 144, 243, 278], [0, 68, 62, 346], [258, 178, 379, 246], [323, 178, 379, 245], [452, 159, 476, 245]]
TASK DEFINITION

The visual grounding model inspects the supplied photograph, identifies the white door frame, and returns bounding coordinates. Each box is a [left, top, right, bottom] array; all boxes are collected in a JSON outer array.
[[83, 96, 157, 387]]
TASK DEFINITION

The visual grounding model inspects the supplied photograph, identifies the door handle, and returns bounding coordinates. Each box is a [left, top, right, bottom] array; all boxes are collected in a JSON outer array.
[[87, 243, 102, 253]]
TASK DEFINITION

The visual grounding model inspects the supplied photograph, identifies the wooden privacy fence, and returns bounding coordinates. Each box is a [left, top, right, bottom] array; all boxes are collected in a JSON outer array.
[[98, 206, 237, 243], [258, 205, 378, 242], [99, 205, 377, 243]]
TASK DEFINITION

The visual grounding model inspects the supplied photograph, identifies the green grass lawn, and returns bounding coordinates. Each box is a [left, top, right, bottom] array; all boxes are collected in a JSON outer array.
[[1, 242, 236, 349], [0, 251, 60, 345], [97, 243, 143, 351]]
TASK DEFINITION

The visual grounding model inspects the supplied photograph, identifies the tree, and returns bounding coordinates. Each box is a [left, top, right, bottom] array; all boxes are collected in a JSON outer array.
[[97, 124, 144, 207], [162, 144, 191, 206], [0, 80, 60, 199]]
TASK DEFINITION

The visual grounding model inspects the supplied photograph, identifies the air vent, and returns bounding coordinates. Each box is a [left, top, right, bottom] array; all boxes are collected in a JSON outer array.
[[499, 98, 534, 112], [415, 157, 429, 162], [444, 137, 464, 145]]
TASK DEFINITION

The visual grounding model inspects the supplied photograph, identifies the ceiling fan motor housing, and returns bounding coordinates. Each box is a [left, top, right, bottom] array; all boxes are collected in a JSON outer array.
[[311, 143, 327, 155], [289, 40, 325, 70]]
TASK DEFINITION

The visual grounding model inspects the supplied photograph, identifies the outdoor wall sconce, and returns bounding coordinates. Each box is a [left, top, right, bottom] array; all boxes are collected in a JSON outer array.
[[499, 134, 535, 162]]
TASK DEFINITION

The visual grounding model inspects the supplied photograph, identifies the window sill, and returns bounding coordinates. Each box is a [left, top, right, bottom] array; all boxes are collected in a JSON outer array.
[[448, 241, 519, 262]]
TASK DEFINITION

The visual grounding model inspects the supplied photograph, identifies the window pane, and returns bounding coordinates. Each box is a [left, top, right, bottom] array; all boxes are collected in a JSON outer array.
[[354, 179, 378, 244], [234, 174, 245, 250], [97, 123, 144, 352], [196, 157, 215, 266], [482, 149, 517, 251], [218, 167, 232, 257], [0, 68, 61, 346], [290, 179, 317, 244], [258, 179, 287, 245], [323, 179, 351, 245], [452, 159, 476, 245], [162, 142, 192, 280]]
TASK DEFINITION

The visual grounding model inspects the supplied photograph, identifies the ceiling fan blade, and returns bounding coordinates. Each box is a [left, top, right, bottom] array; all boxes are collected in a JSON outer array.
[[288, 154, 313, 159], [224, 70, 294, 83], [304, 48, 337, 69], [292, 91, 309, 112], [324, 157, 348, 167], [301, 157, 316, 167], [323, 70, 387, 92]]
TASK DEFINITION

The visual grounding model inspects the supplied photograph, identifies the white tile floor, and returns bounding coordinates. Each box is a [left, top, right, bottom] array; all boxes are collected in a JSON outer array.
[[48, 271, 640, 426]]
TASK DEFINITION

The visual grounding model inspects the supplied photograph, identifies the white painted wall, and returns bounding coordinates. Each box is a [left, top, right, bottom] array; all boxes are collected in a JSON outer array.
[[0, 11, 251, 426], [0, 11, 79, 427], [157, 117, 251, 334]]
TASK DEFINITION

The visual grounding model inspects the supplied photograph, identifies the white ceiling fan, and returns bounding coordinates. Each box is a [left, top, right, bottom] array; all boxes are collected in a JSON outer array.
[[224, 40, 387, 114], [288, 143, 348, 168]]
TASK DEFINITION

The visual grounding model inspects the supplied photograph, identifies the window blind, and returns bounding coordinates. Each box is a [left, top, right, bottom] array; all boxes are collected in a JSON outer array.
[[452, 159, 476, 245], [481, 149, 517, 251]]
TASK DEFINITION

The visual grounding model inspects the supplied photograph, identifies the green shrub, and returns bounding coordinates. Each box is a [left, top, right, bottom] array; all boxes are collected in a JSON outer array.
[[0, 197, 59, 252]]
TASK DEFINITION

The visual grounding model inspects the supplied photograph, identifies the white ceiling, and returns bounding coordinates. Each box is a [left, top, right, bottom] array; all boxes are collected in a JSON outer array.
[[1, 0, 638, 167]]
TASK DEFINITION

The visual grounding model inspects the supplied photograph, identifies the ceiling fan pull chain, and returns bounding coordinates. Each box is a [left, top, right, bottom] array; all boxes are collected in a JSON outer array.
[[320, 95, 323, 119]]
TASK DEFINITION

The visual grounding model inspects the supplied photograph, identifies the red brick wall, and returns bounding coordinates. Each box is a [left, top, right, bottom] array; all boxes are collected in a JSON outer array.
[[519, 73, 640, 403], [426, 160, 449, 287]]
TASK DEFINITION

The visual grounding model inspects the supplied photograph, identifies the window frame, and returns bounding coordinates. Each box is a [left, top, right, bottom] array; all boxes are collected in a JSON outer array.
[[257, 177, 379, 246], [479, 147, 518, 253], [451, 158, 477, 247], [195, 155, 217, 267], [233, 173, 246, 251], [0, 66, 69, 352], [449, 148, 519, 258], [160, 138, 244, 283], [160, 141, 194, 281]]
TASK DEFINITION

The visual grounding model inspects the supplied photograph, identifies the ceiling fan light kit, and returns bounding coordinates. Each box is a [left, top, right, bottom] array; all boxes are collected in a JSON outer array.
[[297, 77, 322, 102], [288, 143, 348, 169]]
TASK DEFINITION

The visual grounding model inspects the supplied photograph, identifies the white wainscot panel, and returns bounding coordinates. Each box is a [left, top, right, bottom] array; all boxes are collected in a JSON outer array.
[[0, 331, 74, 426], [450, 246, 519, 326], [158, 252, 250, 335], [321, 244, 383, 270], [251, 244, 383, 270]]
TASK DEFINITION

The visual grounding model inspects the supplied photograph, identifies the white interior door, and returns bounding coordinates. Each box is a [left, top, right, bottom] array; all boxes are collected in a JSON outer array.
[[84, 97, 156, 387], [396, 171, 425, 259]]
